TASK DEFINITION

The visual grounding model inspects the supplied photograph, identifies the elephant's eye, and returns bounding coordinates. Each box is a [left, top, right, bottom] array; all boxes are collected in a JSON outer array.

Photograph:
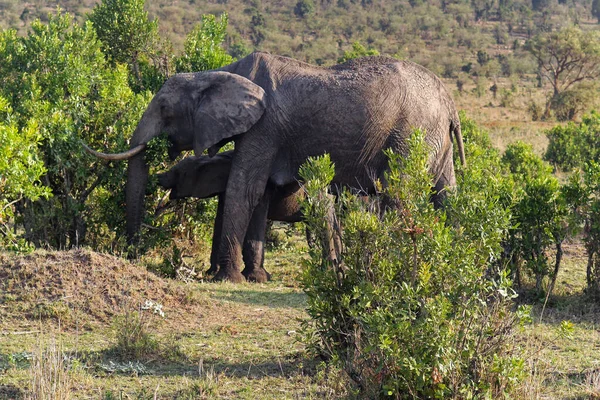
[[160, 104, 173, 119]]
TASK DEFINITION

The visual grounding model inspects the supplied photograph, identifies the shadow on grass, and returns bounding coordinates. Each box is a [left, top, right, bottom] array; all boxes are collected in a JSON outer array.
[[516, 287, 600, 325], [0, 384, 24, 400], [544, 368, 600, 399], [208, 288, 307, 310], [9, 346, 321, 381]]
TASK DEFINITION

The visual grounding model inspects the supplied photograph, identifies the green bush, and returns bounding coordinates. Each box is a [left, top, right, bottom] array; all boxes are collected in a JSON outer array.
[[0, 13, 149, 250], [0, 96, 50, 251], [299, 130, 526, 398], [0, 9, 234, 261], [337, 41, 380, 63], [503, 142, 570, 295], [89, 0, 168, 92], [545, 111, 600, 171], [175, 14, 233, 73], [563, 162, 600, 295]]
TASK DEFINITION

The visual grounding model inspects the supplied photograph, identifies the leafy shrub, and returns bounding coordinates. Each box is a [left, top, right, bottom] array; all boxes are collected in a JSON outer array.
[[110, 300, 178, 361], [337, 41, 379, 63], [0, 13, 149, 250], [550, 84, 599, 122], [299, 130, 526, 398], [563, 162, 600, 295], [89, 0, 168, 92], [0, 96, 50, 251], [294, 0, 315, 18], [528, 100, 543, 121], [175, 14, 233, 73], [503, 142, 569, 295], [545, 111, 600, 171]]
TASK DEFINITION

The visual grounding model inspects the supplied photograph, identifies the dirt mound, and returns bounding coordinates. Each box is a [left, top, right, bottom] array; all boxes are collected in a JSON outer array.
[[0, 249, 193, 327]]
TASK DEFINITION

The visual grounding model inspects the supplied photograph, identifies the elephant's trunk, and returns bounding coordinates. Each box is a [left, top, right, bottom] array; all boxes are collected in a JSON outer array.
[[126, 152, 149, 245], [124, 100, 163, 246]]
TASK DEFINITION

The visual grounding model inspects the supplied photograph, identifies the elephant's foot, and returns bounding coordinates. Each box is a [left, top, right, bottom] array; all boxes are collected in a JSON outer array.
[[243, 267, 271, 283], [205, 265, 218, 277], [212, 268, 246, 283]]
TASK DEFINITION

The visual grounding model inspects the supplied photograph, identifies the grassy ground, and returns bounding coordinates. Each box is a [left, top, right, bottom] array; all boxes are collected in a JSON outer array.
[[0, 235, 349, 399], [1, 231, 599, 399]]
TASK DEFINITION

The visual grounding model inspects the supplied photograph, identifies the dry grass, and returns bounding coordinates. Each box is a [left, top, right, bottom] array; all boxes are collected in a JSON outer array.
[[0, 249, 197, 327], [0, 238, 598, 398], [448, 75, 558, 156], [27, 337, 72, 400]]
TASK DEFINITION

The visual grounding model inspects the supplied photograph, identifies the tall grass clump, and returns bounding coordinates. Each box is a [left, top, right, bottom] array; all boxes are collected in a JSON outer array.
[[299, 129, 527, 398], [28, 338, 72, 400], [110, 300, 177, 361]]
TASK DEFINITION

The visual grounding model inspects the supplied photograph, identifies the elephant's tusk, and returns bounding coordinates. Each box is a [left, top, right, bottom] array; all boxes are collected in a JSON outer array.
[[154, 190, 172, 217], [82, 142, 146, 161]]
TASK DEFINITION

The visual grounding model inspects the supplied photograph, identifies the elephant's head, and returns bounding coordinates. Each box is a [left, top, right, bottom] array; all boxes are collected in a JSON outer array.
[[157, 151, 234, 200], [84, 72, 266, 244]]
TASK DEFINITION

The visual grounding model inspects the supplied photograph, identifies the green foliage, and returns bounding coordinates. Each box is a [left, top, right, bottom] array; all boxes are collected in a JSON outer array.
[[0, 9, 234, 258], [0, 12, 150, 249], [89, 0, 158, 65], [503, 141, 552, 178], [337, 41, 380, 63], [299, 130, 525, 398], [550, 83, 599, 122], [526, 26, 600, 120], [293, 0, 315, 18], [176, 14, 233, 73], [563, 162, 600, 295], [88, 0, 167, 92], [545, 111, 600, 171], [503, 141, 569, 294], [0, 97, 50, 251]]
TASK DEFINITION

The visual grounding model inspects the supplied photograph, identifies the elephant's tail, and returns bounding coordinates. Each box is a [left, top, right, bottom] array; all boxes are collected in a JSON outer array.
[[451, 119, 466, 168]]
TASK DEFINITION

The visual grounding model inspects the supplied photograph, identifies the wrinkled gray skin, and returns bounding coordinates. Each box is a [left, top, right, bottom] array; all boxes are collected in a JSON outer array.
[[156, 151, 303, 281], [87, 52, 465, 283]]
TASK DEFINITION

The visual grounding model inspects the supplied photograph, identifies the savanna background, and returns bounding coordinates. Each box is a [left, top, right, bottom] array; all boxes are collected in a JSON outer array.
[[1, 0, 600, 397]]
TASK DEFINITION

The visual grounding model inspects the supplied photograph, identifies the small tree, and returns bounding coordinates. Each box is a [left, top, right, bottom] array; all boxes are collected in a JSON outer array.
[[0, 97, 51, 251], [299, 130, 526, 398], [175, 14, 233, 73], [293, 0, 315, 18], [545, 111, 600, 171], [526, 27, 600, 119], [337, 41, 379, 63], [89, 0, 167, 91], [503, 142, 569, 295], [563, 162, 600, 295]]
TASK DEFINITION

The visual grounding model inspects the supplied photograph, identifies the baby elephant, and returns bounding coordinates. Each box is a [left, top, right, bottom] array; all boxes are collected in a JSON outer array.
[[157, 151, 304, 282]]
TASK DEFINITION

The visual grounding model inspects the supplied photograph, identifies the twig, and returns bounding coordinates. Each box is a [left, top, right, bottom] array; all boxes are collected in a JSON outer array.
[[1, 330, 41, 335]]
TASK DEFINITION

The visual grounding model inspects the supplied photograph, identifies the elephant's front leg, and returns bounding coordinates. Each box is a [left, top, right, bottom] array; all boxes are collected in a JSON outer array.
[[213, 158, 272, 283], [206, 194, 225, 277], [241, 191, 272, 283]]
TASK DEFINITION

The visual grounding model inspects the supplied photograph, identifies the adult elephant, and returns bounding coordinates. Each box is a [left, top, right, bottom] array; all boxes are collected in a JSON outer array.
[[156, 151, 304, 281], [85, 52, 465, 283]]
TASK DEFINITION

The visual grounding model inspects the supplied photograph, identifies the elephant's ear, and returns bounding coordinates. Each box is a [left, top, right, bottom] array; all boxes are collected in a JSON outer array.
[[193, 72, 266, 155]]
